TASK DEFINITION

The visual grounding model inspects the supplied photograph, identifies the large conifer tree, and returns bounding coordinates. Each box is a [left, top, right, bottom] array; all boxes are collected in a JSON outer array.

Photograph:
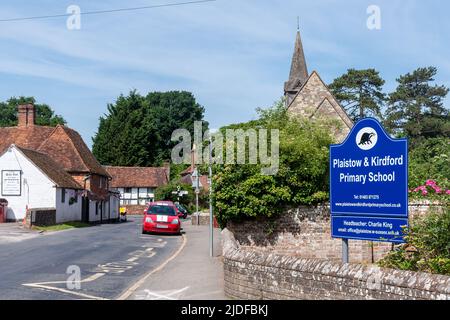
[[384, 67, 449, 143], [92, 90, 207, 167]]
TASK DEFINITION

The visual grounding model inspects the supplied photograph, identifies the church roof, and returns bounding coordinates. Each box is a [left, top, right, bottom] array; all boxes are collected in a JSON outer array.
[[284, 30, 309, 93]]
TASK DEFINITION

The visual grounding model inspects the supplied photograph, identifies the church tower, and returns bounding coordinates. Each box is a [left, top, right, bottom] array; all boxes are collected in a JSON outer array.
[[284, 28, 309, 106]]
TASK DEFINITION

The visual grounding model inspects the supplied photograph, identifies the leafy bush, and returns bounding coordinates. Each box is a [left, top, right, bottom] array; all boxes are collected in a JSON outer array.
[[408, 137, 450, 193], [213, 100, 334, 227], [155, 182, 193, 206], [155, 181, 209, 212], [379, 207, 450, 275]]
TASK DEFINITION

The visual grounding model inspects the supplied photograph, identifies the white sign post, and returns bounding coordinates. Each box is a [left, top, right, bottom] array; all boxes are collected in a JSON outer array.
[[192, 168, 201, 225]]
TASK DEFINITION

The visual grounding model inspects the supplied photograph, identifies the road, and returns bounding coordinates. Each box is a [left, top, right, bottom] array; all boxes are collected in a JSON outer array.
[[0, 216, 183, 300]]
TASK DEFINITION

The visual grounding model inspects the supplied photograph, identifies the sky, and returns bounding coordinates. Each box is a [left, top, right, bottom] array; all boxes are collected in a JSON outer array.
[[0, 0, 449, 148]]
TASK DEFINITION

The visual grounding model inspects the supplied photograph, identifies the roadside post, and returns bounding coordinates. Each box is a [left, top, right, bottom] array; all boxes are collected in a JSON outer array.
[[342, 238, 349, 264], [171, 186, 188, 207], [208, 134, 214, 258], [329, 118, 408, 264], [191, 168, 201, 225]]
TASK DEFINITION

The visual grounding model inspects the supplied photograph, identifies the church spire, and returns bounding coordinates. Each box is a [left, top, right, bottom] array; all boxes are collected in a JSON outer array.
[[284, 24, 309, 106]]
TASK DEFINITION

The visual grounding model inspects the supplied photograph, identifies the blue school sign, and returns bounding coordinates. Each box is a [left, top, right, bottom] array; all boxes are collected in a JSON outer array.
[[330, 118, 408, 243]]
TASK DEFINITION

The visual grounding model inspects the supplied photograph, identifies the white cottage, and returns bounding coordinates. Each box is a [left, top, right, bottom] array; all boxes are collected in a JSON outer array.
[[0, 144, 83, 223]]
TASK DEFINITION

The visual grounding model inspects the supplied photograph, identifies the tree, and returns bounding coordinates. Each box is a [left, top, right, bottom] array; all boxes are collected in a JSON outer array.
[[92, 90, 207, 167], [0, 96, 66, 127], [213, 100, 334, 227], [155, 181, 209, 212], [384, 67, 450, 143], [329, 69, 385, 121]]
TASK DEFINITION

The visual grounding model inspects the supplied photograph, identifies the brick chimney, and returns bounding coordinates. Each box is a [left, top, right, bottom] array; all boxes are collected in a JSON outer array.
[[17, 104, 36, 127], [163, 161, 171, 182]]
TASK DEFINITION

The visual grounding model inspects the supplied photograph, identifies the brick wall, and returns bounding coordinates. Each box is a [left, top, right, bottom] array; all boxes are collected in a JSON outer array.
[[222, 229, 450, 300], [122, 204, 147, 215], [226, 203, 443, 264], [227, 205, 391, 264]]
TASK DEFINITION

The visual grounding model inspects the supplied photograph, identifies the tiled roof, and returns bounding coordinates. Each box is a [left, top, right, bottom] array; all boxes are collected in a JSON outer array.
[[15, 146, 82, 190], [0, 124, 109, 177], [38, 126, 110, 177], [0, 126, 56, 153], [104, 166, 169, 188]]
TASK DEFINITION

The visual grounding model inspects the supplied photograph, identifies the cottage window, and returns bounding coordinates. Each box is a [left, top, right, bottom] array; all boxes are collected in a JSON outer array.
[[61, 188, 66, 203]]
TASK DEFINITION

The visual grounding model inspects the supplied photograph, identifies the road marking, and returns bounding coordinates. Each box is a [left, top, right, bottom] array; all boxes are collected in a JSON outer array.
[[23, 284, 108, 300], [135, 286, 189, 300], [21, 226, 175, 300], [22, 272, 107, 300], [127, 257, 138, 262], [117, 233, 187, 300]]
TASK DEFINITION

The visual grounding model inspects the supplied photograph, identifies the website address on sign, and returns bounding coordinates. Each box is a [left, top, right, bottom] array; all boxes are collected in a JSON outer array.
[[335, 202, 402, 208]]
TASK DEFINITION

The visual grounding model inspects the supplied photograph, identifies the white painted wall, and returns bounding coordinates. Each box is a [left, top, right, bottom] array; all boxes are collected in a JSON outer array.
[[109, 195, 119, 219], [118, 187, 155, 205], [89, 200, 99, 222], [55, 188, 82, 223], [0, 147, 55, 221]]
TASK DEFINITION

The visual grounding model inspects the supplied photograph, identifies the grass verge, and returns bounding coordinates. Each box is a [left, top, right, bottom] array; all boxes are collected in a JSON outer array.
[[32, 221, 90, 232]]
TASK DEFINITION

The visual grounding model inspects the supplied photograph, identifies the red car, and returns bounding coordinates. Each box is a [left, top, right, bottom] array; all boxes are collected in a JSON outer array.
[[142, 201, 181, 235]]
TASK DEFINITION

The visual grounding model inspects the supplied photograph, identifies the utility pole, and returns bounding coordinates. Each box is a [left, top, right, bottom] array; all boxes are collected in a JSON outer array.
[[208, 134, 214, 257]]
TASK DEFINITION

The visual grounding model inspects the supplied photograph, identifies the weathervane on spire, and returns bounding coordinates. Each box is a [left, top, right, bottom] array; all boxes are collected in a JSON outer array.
[[297, 16, 299, 31]]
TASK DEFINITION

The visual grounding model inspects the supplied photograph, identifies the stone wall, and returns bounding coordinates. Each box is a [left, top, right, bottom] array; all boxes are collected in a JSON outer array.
[[222, 229, 450, 300], [191, 212, 220, 228], [287, 71, 353, 143], [226, 203, 444, 264], [227, 205, 390, 264]]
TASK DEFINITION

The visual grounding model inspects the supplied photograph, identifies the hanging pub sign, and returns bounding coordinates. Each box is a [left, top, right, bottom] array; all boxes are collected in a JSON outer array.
[[1, 170, 22, 196], [329, 118, 408, 243]]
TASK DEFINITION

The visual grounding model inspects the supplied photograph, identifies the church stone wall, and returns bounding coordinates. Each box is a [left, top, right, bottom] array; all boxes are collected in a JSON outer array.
[[287, 72, 352, 143]]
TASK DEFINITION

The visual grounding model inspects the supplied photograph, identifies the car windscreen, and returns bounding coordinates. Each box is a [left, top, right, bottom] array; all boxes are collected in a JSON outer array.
[[176, 204, 186, 212], [147, 205, 176, 216]]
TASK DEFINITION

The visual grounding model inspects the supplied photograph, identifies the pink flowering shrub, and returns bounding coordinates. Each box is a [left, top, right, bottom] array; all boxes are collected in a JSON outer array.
[[409, 180, 450, 199]]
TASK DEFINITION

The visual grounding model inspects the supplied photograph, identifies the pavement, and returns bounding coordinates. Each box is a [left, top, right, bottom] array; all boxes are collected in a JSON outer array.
[[0, 216, 182, 299], [0, 222, 41, 243], [126, 222, 227, 300]]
